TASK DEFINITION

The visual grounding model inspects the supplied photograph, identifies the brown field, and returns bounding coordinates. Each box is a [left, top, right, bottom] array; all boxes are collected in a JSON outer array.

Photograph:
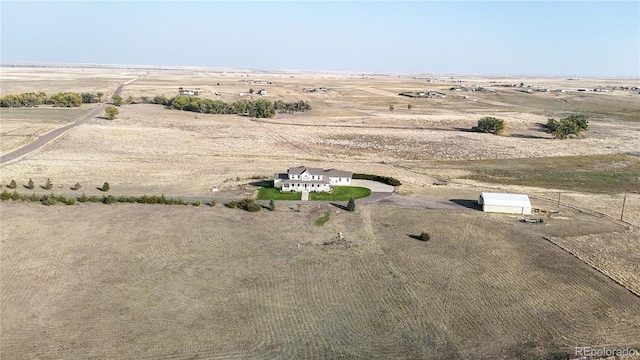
[[1, 202, 639, 359], [1, 67, 639, 358]]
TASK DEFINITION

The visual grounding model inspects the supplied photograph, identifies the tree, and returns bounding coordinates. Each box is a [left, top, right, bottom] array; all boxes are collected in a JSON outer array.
[[419, 232, 430, 241], [96, 92, 104, 102], [101, 182, 110, 192], [7, 179, 17, 189], [249, 88, 254, 94], [105, 106, 119, 120], [389, 104, 395, 112], [269, 199, 275, 211], [346, 197, 356, 212], [43, 178, 52, 190], [407, 104, 413, 111], [48, 92, 82, 107], [112, 94, 123, 106], [27, 178, 34, 189], [545, 114, 589, 139], [472, 116, 505, 135]]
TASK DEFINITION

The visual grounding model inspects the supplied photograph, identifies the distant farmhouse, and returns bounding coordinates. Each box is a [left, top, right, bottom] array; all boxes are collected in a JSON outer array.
[[274, 166, 352, 192]]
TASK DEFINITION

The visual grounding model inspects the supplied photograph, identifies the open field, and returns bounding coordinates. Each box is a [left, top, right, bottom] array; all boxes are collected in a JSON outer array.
[[0, 67, 140, 154], [1, 67, 639, 357], [1, 202, 639, 359]]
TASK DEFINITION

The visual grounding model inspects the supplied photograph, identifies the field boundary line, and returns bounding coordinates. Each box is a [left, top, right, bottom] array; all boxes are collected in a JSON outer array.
[[542, 235, 640, 299]]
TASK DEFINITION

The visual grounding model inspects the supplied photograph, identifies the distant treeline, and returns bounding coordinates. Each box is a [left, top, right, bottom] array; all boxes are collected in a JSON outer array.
[[146, 95, 311, 118], [0, 92, 104, 108]]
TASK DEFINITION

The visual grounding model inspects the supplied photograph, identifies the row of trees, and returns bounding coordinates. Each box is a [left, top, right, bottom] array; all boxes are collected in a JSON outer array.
[[1, 92, 104, 107], [0, 190, 207, 207], [146, 95, 310, 118]]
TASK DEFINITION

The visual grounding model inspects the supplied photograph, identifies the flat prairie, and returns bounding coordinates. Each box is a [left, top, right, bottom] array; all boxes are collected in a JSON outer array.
[[1, 202, 639, 359], [1, 67, 639, 358]]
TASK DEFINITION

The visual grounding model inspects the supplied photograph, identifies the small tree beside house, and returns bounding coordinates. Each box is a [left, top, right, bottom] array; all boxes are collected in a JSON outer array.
[[347, 197, 356, 212]]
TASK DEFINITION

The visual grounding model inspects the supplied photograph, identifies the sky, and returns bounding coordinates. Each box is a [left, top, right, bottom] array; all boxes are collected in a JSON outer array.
[[1, 1, 639, 77]]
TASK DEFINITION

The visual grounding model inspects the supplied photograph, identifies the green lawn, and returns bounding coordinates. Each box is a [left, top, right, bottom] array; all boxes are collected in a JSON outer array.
[[257, 187, 302, 200], [309, 186, 371, 201]]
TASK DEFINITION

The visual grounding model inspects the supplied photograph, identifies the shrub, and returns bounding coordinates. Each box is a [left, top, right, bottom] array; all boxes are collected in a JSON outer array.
[[101, 182, 110, 192], [71, 182, 82, 190], [117, 196, 128, 203], [472, 116, 505, 135], [102, 195, 117, 204], [43, 178, 53, 190], [419, 232, 430, 241], [26, 178, 34, 189], [128, 196, 138, 203], [1, 190, 11, 200], [208, 200, 217, 207], [346, 197, 356, 212], [28, 193, 40, 202], [227, 201, 237, 208], [88, 195, 101, 202], [57, 195, 67, 203], [65, 197, 76, 205], [7, 179, 17, 189], [238, 198, 261, 212], [269, 199, 275, 211], [78, 193, 89, 203], [41, 194, 57, 206], [193, 200, 201, 206], [10, 191, 23, 201]]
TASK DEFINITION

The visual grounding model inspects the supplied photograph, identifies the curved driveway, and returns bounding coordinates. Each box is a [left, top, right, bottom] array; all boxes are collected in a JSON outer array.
[[0, 79, 137, 165]]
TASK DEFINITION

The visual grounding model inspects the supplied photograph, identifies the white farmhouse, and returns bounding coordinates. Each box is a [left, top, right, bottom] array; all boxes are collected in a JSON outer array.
[[478, 192, 532, 215], [274, 166, 352, 192]]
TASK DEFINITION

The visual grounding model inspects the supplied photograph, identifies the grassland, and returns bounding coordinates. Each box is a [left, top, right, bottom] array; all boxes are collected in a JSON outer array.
[[460, 154, 640, 194], [309, 186, 371, 201], [1, 202, 638, 359], [1, 67, 639, 358]]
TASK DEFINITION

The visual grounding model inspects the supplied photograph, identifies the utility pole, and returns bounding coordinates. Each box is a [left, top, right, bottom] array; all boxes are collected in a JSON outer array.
[[620, 194, 627, 221]]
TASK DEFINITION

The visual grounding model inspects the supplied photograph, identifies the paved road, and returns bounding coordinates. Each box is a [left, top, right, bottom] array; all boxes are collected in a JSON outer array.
[[0, 80, 135, 165]]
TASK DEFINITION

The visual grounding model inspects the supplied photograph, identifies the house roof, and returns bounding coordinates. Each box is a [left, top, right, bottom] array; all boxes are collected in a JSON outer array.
[[286, 166, 352, 178], [479, 193, 531, 208], [323, 169, 352, 178], [287, 166, 325, 176]]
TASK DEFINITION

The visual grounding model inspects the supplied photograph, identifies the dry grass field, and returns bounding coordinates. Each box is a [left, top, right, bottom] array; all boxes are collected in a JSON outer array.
[[1, 202, 639, 359], [1, 67, 640, 358]]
